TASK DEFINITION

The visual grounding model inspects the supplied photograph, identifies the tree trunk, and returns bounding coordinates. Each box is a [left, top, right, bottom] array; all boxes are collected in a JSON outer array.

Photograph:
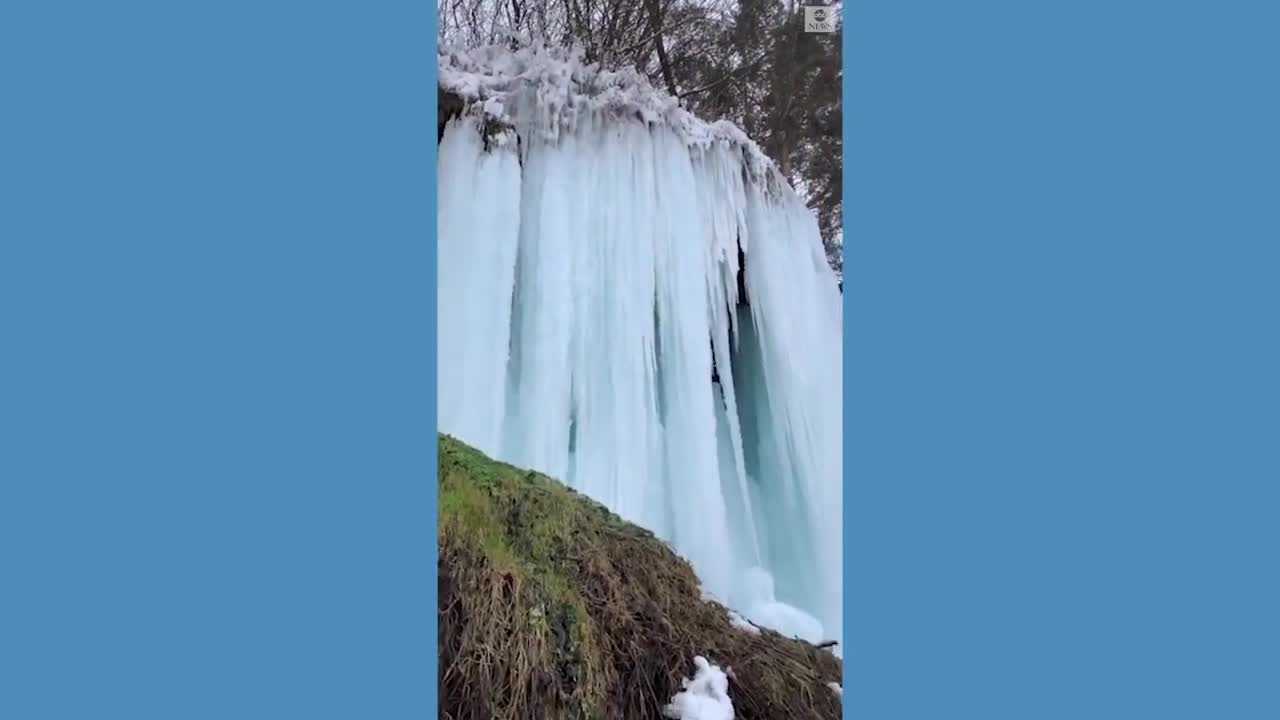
[[645, 0, 679, 97]]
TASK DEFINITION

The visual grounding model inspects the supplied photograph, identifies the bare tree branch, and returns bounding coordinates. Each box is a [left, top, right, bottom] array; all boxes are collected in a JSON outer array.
[[644, 0, 679, 96], [677, 49, 768, 99]]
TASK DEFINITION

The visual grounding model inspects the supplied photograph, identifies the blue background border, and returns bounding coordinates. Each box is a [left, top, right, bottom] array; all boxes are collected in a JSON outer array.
[[3, 0, 1278, 718], [844, 1, 1278, 717], [3, 1, 438, 717]]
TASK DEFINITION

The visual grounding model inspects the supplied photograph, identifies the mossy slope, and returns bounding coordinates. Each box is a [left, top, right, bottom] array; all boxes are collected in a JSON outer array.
[[439, 434, 842, 719]]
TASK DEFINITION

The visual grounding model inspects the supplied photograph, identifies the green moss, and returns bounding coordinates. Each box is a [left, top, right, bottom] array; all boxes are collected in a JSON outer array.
[[438, 471, 516, 569], [440, 434, 580, 587], [439, 434, 601, 710]]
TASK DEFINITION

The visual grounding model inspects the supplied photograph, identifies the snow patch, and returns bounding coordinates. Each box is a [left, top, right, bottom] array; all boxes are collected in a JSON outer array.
[[663, 656, 735, 720], [828, 681, 843, 699], [727, 610, 760, 635], [733, 566, 826, 645]]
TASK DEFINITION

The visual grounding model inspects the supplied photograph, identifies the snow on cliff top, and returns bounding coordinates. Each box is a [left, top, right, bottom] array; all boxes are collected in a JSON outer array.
[[439, 44, 777, 177]]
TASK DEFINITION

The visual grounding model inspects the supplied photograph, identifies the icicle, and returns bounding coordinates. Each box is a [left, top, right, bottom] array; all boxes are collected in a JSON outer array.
[[437, 115, 521, 458]]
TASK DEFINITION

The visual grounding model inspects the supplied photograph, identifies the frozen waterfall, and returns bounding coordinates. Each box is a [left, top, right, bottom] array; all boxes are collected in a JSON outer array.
[[437, 46, 843, 650]]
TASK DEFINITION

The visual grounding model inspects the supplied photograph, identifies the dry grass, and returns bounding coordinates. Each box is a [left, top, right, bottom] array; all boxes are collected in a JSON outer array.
[[439, 434, 842, 720]]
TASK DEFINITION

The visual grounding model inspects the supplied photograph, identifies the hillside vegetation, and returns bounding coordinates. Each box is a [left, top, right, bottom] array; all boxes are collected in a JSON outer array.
[[438, 434, 842, 719]]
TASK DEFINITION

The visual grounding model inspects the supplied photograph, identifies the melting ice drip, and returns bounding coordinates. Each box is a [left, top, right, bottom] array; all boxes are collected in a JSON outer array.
[[437, 46, 843, 650]]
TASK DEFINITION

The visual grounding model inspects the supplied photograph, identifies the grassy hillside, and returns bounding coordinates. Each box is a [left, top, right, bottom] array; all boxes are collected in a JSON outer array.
[[438, 434, 842, 719]]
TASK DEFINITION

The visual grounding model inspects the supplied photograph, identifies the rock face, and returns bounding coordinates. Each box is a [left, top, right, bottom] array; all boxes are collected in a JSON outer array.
[[438, 434, 842, 720], [439, 88, 464, 143]]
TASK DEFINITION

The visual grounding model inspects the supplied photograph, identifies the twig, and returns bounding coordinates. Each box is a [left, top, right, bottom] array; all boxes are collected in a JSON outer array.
[[677, 50, 769, 99], [614, 13, 703, 56]]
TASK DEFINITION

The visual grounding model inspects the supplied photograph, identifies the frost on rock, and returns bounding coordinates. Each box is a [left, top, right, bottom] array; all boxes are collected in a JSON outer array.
[[663, 656, 735, 720], [438, 44, 843, 653], [439, 44, 781, 185]]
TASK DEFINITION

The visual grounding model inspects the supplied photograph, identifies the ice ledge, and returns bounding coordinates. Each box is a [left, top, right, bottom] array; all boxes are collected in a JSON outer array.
[[438, 44, 785, 187]]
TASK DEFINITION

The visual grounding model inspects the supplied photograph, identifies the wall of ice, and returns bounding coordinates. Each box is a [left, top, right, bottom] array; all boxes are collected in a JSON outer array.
[[437, 46, 843, 650]]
